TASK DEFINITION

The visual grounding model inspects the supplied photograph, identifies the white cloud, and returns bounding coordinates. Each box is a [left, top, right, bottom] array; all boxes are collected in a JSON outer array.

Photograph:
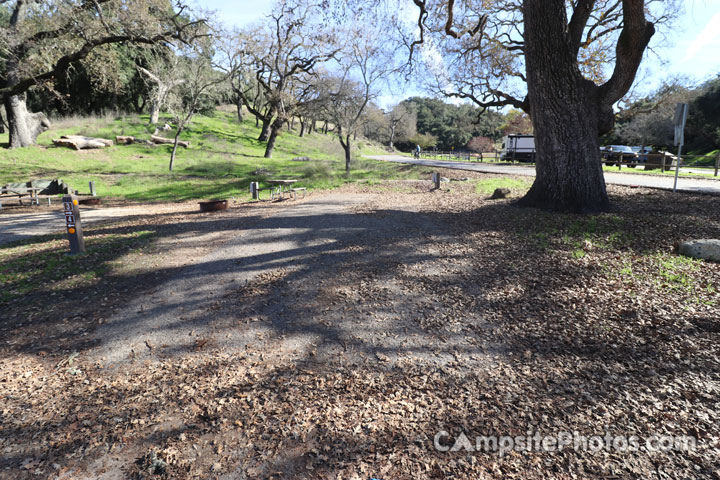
[[682, 12, 720, 62]]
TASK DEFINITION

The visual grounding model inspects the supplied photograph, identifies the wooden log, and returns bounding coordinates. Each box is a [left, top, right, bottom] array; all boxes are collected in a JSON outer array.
[[115, 135, 136, 144], [53, 135, 113, 150], [63, 135, 113, 146], [151, 135, 189, 148]]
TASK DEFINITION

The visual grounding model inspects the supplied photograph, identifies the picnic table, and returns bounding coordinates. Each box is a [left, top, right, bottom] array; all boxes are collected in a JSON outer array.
[[267, 179, 298, 200], [0, 186, 43, 207]]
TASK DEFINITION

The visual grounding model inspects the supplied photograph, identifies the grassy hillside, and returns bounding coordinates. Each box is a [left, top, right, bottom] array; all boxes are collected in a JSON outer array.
[[0, 107, 421, 202]]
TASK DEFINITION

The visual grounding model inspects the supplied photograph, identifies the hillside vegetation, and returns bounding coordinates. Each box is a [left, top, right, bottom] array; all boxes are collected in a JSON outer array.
[[0, 107, 419, 202]]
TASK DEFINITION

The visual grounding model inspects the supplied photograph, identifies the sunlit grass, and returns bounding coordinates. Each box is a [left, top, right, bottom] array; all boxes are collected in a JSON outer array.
[[0, 107, 418, 202]]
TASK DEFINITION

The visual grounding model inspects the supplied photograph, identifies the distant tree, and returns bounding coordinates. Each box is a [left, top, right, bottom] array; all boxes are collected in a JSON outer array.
[[500, 109, 533, 135], [0, 0, 204, 148], [324, 17, 396, 172], [25, 44, 152, 117], [361, 104, 390, 144], [612, 79, 695, 149], [687, 76, 720, 151], [400, 96, 502, 150], [467, 136, 495, 153], [386, 103, 416, 149], [408, 132, 437, 150], [166, 38, 234, 171], [137, 50, 185, 125], [236, 0, 339, 158]]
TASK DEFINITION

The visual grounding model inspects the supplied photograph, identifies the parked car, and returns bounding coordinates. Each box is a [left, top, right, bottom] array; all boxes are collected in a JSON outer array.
[[602, 145, 638, 166], [637, 146, 653, 163]]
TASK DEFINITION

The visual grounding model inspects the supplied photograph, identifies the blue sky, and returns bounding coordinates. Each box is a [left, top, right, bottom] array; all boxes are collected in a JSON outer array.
[[203, 0, 720, 101]]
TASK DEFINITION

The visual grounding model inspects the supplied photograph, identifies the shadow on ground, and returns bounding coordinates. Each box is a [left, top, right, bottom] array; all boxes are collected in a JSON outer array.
[[1, 188, 718, 478]]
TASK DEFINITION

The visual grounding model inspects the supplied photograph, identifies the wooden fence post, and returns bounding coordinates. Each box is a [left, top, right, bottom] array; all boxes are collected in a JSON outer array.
[[715, 154, 719, 177]]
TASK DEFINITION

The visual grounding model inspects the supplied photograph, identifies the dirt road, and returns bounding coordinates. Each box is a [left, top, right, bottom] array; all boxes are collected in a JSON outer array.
[[93, 192, 483, 369], [0, 206, 154, 246]]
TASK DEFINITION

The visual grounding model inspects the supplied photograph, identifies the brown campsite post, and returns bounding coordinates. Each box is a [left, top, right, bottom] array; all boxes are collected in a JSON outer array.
[[62, 195, 85, 255]]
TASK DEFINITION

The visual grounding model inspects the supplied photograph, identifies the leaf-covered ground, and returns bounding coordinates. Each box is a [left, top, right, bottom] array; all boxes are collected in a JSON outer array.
[[1, 174, 718, 479]]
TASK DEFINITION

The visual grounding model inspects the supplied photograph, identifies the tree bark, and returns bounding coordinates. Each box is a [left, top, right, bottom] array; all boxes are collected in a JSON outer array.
[[344, 140, 351, 172], [258, 117, 271, 142], [2, 2, 50, 148], [4, 95, 51, 148], [518, 0, 640, 213], [299, 118, 306, 137], [169, 130, 182, 171], [236, 97, 243, 123], [338, 129, 352, 172], [149, 101, 161, 125], [264, 117, 284, 158]]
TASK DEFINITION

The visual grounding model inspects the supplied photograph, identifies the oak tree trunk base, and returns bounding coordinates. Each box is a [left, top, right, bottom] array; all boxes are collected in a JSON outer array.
[[5, 95, 50, 148], [518, 181, 610, 214]]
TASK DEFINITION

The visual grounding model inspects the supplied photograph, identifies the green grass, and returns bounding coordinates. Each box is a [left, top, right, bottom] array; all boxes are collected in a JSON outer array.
[[602, 165, 719, 178], [0, 230, 156, 304], [684, 149, 720, 167], [475, 177, 531, 195], [0, 107, 423, 202]]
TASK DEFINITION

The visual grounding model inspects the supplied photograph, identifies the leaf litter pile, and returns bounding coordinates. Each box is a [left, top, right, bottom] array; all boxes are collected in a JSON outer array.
[[1, 174, 719, 479]]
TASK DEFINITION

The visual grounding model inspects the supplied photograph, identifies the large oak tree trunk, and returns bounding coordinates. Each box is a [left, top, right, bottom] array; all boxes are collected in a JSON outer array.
[[5, 94, 50, 148], [517, 0, 653, 213], [518, 0, 608, 213], [2, 3, 51, 148]]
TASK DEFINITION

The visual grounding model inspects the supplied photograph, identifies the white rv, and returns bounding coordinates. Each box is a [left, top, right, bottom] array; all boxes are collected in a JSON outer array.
[[501, 134, 535, 162]]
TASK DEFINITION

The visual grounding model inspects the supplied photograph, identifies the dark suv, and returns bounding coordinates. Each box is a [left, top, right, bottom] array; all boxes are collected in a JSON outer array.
[[602, 145, 638, 167]]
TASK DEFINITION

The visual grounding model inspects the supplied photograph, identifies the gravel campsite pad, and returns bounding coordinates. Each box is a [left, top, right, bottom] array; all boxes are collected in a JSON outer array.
[[1, 173, 719, 479]]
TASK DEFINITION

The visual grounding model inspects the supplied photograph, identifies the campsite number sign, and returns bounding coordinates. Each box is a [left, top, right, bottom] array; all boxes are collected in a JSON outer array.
[[63, 195, 85, 254]]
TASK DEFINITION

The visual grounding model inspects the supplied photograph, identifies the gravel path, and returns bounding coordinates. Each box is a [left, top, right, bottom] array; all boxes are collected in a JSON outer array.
[[0, 206, 155, 246], [92, 192, 486, 368], [368, 154, 720, 194]]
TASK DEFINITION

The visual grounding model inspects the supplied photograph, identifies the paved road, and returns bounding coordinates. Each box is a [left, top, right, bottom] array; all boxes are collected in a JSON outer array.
[[368, 155, 720, 195]]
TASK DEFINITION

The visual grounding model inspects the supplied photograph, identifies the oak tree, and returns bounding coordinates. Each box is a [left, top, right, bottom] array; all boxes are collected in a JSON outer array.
[[0, 0, 203, 148], [236, 0, 339, 158], [410, 0, 678, 212]]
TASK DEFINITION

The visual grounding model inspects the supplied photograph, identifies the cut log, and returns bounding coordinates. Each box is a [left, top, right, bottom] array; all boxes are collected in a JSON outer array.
[[115, 135, 135, 144], [53, 135, 113, 150], [115, 136, 154, 146], [151, 135, 189, 148]]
